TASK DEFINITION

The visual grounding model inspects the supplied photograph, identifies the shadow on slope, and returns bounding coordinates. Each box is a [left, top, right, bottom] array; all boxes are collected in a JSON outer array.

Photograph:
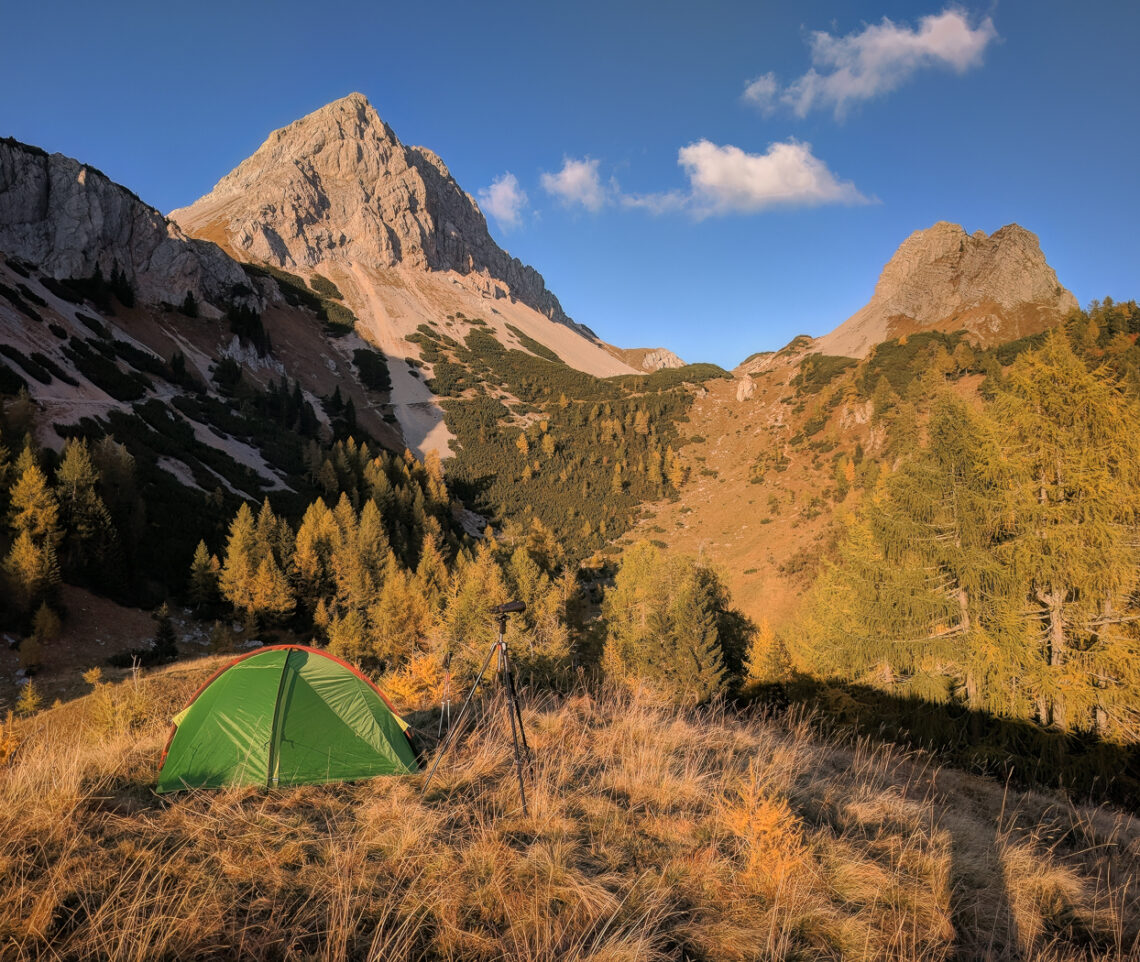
[[748, 676, 1140, 812]]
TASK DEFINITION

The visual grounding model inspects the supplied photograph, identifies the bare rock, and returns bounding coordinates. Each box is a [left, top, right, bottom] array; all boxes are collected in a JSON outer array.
[[639, 348, 685, 372], [606, 345, 686, 371], [170, 93, 589, 337], [0, 138, 252, 312], [735, 376, 755, 402], [816, 221, 1078, 358]]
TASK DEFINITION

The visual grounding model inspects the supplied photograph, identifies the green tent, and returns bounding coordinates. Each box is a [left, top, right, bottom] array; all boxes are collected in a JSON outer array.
[[157, 645, 418, 793]]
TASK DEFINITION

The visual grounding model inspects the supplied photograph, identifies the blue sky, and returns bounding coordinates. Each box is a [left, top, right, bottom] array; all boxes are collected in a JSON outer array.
[[2, 1, 1137, 368]]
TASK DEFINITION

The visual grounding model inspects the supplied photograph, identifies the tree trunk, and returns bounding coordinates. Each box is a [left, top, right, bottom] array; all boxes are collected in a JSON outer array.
[[1036, 584, 1067, 729]]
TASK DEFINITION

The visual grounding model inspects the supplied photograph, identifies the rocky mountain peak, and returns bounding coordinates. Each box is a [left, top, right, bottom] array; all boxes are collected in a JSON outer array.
[[170, 94, 582, 333], [816, 220, 1079, 357]]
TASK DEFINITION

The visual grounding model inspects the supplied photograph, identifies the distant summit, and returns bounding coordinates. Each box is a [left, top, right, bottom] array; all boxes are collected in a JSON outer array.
[[816, 221, 1078, 357], [169, 93, 581, 335]]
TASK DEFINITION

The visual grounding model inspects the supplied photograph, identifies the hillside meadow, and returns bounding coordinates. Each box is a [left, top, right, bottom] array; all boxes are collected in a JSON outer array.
[[1, 658, 1137, 961]]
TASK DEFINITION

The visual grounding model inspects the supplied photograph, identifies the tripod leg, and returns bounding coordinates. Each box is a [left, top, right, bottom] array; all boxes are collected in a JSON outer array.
[[500, 642, 531, 758], [499, 642, 529, 816], [437, 674, 450, 738], [423, 639, 499, 796]]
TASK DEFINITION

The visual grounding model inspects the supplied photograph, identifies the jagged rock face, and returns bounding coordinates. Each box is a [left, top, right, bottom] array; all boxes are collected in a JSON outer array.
[[0, 138, 251, 313], [170, 93, 582, 333], [638, 348, 685, 372], [816, 221, 1079, 357], [608, 345, 686, 371]]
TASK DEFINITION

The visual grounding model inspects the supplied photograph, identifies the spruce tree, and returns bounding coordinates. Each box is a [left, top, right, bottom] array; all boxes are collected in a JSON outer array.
[[745, 619, 791, 684], [219, 503, 258, 615], [292, 500, 337, 611], [151, 603, 178, 662], [55, 439, 116, 575], [16, 679, 42, 717], [665, 575, 727, 706], [8, 456, 59, 544], [602, 542, 743, 705], [188, 541, 220, 609], [414, 533, 448, 615], [249, 555, 295, 625], [327, 608, 369, 662], [368, 561, 427, 667], [3, 531, 60, 614]]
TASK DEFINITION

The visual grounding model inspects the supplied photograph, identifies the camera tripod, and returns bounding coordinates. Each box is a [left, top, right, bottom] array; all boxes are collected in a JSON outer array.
[[422, 601, 532, 815]]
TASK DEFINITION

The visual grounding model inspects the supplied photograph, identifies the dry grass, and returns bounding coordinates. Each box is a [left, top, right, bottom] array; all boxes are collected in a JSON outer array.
[[1, 659, 1137, 961]]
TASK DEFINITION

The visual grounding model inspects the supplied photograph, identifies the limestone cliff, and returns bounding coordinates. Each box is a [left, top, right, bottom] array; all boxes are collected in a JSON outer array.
[[0, 137, 250, 314], [816, 221, 1078, 357]]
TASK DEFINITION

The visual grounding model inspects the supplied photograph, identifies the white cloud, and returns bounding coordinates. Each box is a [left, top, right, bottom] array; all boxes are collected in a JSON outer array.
[[543, 141, 864, 219], [477, 172, 528, 229], [620, 190, 689, 215], [741, 71, 779, 112], [747, 8, 997, 118], [630, 139, 866, 217], [540, 157, 608, 211]]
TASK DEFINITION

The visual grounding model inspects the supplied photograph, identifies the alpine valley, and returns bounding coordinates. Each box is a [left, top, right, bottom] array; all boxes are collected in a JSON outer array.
[[2, 92, 1139, 962]]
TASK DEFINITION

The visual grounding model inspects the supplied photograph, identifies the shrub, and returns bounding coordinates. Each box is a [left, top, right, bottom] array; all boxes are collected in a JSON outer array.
[[15, 679, 42, 716], [353, 348, 391, 393], [505, 324, 562, 362], [30, 352, 78, 386], [74, 312, 110, 339], [791, 353, 856, 394], [63, 339, 150, 401], [309, 273, 343, 300], [0, 362, 28, 394], [0, 345, 52, 384], [0, 281, 43, 322]]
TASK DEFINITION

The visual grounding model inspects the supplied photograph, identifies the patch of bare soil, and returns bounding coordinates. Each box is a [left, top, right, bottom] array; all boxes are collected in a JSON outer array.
[[0, 586, 156, 712], [0, 585, 315, 715]]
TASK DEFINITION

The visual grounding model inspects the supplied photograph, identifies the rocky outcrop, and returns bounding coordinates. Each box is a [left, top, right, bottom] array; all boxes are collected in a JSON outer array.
[[735, 376, 755, 401], [170, 93, 586, 335], [607, 345, 686, 372], [816, 221, 1078, 357], [638, 348, 685, 372], [0, 138, 252, 313]]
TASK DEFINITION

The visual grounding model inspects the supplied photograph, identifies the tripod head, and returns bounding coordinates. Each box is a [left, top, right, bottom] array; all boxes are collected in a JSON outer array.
[[491, 600, 526, 632]]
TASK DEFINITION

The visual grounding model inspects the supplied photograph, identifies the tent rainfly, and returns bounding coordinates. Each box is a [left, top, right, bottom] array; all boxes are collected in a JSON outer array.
[[156, 645, 418, 793]]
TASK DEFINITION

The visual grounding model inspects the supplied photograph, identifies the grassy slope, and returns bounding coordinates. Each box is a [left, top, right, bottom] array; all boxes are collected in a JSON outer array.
[[1, 659, 1136, 961], [630, 352, 858, 628]]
